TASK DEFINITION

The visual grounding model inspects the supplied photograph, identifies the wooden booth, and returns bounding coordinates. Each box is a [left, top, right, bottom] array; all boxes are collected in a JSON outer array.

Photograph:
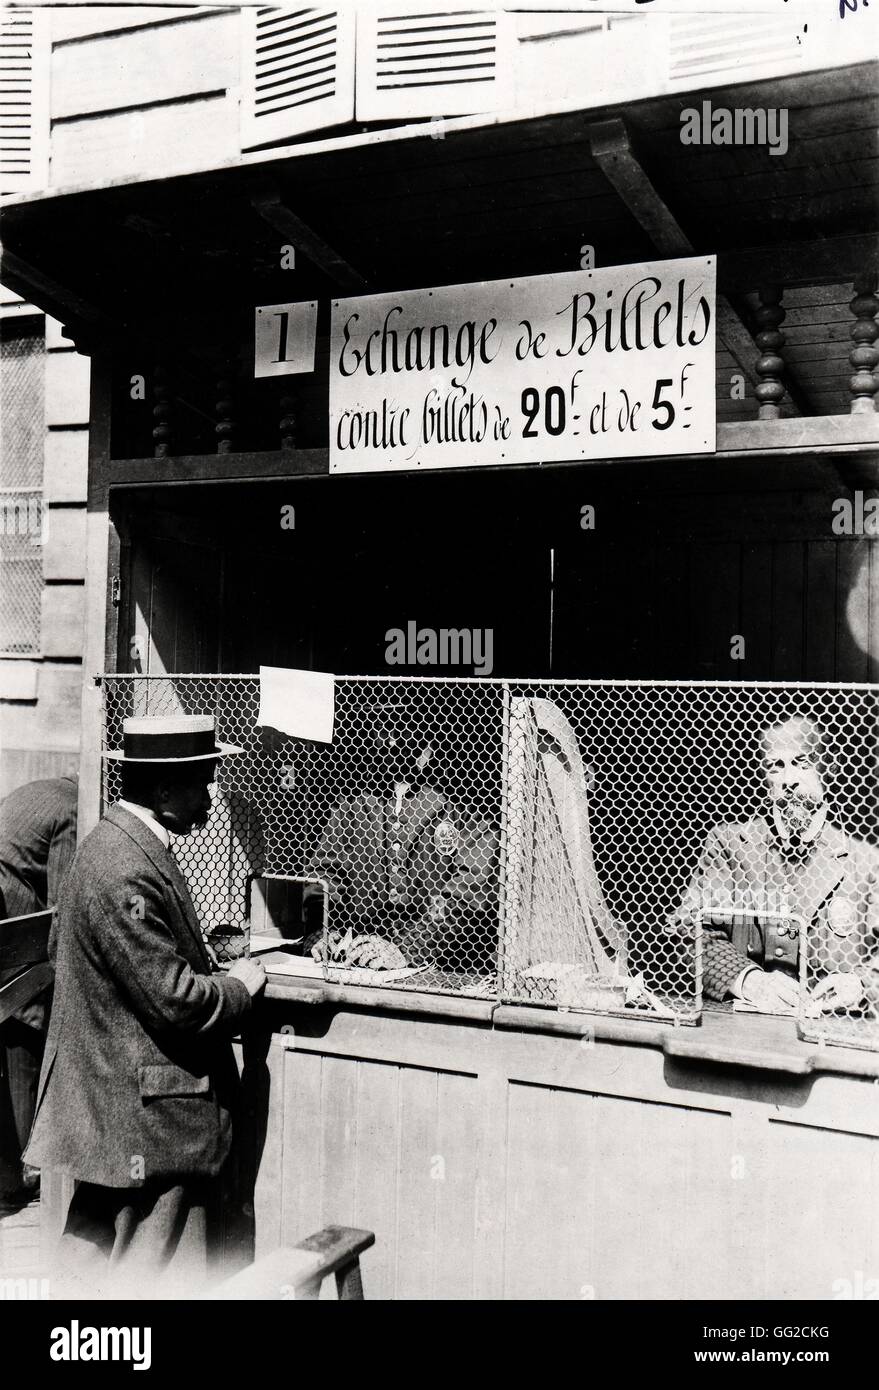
[[3, 53, 879, 1299]]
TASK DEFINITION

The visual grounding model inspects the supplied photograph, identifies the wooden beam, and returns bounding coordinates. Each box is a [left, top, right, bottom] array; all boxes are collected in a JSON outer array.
[[587, 118, 813, 414], [98, 419, 877, 495], [1, 248, 220, 384], [104, 448, 329, 488], [589, 119, 692, 258], [251, 188, 368, 293], [720, 233, 879, 293], [0, 248, 116, 352]]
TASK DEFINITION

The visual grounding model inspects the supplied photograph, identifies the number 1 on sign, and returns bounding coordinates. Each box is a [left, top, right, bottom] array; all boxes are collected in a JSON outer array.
[[274, 312, 289, 364], [254, 301, 318, 378]]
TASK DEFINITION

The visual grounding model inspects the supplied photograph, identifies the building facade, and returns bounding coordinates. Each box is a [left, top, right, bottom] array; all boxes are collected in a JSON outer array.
[[2, 1, 878, 1298]]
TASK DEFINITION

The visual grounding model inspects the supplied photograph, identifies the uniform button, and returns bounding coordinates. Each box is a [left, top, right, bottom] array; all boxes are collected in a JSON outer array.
[[774, 947, 785, 958]]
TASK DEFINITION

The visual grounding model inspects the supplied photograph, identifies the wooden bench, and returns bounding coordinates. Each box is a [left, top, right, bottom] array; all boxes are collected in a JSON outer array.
[[206, 1226, 375, 1300], [0, 910, 54, 1025]]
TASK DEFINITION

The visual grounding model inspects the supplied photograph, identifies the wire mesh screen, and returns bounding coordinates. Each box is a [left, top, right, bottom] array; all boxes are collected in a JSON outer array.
[[0, 320, 44, 655], [99, 676, 879, 1047], [101, 677, 504, 999], [0, 525, 42, 654]]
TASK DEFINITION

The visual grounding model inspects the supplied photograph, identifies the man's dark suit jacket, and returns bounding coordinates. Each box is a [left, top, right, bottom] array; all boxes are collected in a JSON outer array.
[[0, 775, 78, 919], [675, 816, 879, 1002], [25, 804, 252, 1188]]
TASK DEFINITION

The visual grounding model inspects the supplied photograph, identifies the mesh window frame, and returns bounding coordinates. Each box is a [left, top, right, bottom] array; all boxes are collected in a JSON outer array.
[[98, 674, 879, 1051], [0, 315, 45, 657]]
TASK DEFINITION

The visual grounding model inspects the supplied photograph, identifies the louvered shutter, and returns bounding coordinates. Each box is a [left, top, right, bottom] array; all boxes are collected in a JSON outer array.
[[668, 9, 863, 87], [240, 6, 355, 151], [355, 3, 514, 122], [0, 7, 48, 196]]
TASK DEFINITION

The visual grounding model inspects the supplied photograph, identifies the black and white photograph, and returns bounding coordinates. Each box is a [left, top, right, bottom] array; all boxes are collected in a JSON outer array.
[[0, 0, 877, 1343]]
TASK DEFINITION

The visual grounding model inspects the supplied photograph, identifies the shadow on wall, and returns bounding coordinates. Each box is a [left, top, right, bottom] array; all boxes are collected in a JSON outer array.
[[0, 749, 79, 802], [844, 538, 878, 679]]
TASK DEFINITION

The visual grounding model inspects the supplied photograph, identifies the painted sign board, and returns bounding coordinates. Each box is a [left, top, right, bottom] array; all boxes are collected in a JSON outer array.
[[328, 257, 716, 473]]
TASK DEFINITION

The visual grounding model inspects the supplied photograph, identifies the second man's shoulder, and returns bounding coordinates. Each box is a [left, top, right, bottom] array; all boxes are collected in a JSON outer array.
[[702, 817, 770, 850], [73, 806, 167, 878]]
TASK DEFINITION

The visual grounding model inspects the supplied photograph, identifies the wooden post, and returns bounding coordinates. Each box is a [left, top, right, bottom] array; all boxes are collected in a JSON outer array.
[[280, 394, 296, 452], [754, 286, 787, 421], [216, 378, 235, 454], [152, 364, 173, 458], [78, 356, 115, 841], [848, 275, 879, 415]]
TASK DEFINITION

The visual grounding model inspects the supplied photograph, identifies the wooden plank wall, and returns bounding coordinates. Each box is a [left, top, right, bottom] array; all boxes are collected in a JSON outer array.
[[48, 8, 241, 188], [253, 1008, 879, 1300], [553, 533, 878, 681], [118, 468, 879, 684]]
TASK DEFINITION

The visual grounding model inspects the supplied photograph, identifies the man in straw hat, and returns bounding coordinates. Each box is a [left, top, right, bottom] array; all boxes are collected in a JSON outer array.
[[25, 716, 266, 1297]]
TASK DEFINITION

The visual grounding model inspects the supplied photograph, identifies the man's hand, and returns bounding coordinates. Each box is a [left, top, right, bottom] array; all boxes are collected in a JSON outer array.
[[808, 971, 864, 1013], [739, 969, 799, 1013], [306, 929, 343, 962], [227, 957, 267, 997], [345, 935, 408, 970]]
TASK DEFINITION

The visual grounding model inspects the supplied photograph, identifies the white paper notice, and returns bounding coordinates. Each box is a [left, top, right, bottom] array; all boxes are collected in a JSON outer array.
[[258, 666, 335, 743]]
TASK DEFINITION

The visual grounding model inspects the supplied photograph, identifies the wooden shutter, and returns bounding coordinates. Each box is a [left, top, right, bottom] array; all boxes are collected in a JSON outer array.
[[240, 6, 355, 151], [668, 10, 862, 87], [0, 7, 48, 196], [355, 3, 514, 122]]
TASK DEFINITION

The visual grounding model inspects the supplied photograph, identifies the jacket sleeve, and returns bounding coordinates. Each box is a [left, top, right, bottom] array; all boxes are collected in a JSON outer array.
[[441, 815, 498, 915], [859, 854, 879, 1013], [302, 802, 356, 919], [46, 799, 78, 906], [88, 867, 252, 1038], [672, 827, 753, 1002]]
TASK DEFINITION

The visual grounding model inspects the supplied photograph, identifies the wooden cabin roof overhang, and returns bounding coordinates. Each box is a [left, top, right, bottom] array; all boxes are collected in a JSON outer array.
[[2, 59, 877, 448]]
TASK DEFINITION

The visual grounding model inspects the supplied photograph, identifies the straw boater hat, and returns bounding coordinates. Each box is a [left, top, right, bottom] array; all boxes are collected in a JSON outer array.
[[103, 715, 243, 762]]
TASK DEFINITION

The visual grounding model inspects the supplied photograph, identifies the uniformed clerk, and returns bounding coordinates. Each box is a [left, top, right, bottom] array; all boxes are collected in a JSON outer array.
[[672, 717, 879, 1015], [302, 709, 498, 973]]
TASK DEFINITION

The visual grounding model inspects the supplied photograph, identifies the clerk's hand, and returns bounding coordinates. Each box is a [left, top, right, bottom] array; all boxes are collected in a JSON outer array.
[[739, 969, 799, 1013], [809, 971, 864, 1013], [227, 957, 267, 997], [306, 929, 342, 962], [345, 935, 408, 970]]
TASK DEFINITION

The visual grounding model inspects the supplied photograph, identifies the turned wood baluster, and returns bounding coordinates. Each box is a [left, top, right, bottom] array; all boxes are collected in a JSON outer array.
[[848, 275, 879, 415], [216, 378, 235, 454], [754, 286, 787, 421], [280, 394, 296, 452], [152, 365, 173, 458]]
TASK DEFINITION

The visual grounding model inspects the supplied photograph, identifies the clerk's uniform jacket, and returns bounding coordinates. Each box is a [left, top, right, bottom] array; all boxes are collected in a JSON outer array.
[[303, 784, 498, 968], [25, 804, 252, 1187], [675, 815, 879, 1003]]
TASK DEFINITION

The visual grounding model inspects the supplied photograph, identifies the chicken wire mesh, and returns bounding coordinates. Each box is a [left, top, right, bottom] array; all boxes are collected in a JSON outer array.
[[1, 320, 45, 655], [97, 675, 879, 1046], [0, 501, 43, 655]]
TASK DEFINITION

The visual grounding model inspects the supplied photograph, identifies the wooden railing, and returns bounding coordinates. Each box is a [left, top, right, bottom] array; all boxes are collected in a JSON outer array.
[[206, 1226, 376, 1301]]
